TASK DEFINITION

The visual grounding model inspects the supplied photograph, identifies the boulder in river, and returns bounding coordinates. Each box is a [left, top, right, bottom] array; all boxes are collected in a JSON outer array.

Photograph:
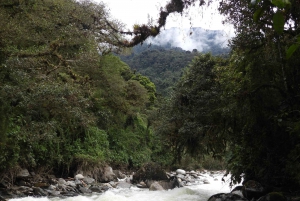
[[149, 182, 164, 191], [99, 166, 117, 182], [208, 193, 248, 201], [242, 180, 265, 200], [132, 162, 168, 183]]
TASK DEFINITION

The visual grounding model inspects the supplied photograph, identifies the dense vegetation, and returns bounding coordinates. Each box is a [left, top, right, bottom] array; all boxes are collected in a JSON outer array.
[[0, 0, 158, 176], [151, 0, 300, 191], [119, 42, 229, 96], [1, 0, 300, 194], [119, 45, 198, 96]]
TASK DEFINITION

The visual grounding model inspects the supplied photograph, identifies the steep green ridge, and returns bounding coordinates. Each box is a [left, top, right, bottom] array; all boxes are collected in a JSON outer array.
[[0, 0, 158, 176], [119, 43, 229, 96]]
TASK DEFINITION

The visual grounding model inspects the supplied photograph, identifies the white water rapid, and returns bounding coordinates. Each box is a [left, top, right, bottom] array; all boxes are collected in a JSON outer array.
[[9, 171, 236, 201]]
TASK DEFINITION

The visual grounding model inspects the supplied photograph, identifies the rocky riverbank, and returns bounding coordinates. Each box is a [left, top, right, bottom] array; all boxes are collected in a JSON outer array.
[[0, 163, 224, 200], [1, 163, 299, 201]]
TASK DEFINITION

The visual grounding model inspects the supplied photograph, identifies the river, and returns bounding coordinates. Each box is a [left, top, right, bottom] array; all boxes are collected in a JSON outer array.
[[9, 172, 235, 201]]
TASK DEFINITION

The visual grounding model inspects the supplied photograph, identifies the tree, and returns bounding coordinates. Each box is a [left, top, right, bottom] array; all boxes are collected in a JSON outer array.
[[150, 0, 300, 190], [156, 53, 228, 164]]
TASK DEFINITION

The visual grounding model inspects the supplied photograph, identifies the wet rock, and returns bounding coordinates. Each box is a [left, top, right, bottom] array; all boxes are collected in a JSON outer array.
[[137, 181, 148, 188], [58, 178, 67, 185], [78, 186, 92, 194], [60, 191, 79, 197], [89, 186, 102, 193], [33, 187, 48, 196], [203, 179, 210, 184], [74, 179, 82, 186], [117, 181, 132, 188], [33, 182, 49, 188], [208, 193, 248, 201], [149, 182, 164, 191], [66, 181, 76, 187], [83, 177, 95, 184], [132, 162, 168, 183], [242, 180, 265, 200], [17, 169, 30, 178], [113, 170, 126, 179], [176, 174, 185, 179], [100, 166, 117, 182], [231, 186, 244, 197], [47, 185, 56, 191], [75, 174, 84, 180], [0, 195, 6, 201], [257, 192, 287, 201], [102, 183, 113, 189], [159, 179, 178, 190], [176, 169, 186, 175], [46, 190, 60, 196]]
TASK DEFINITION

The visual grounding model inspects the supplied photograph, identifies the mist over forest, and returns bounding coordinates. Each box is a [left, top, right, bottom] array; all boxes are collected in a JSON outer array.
[[1, 0, 300, 198], [145, 27, 231, 52]]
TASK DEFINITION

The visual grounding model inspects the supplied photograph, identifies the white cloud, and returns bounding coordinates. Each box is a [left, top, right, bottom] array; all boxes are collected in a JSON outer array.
[[93, 0, 233, 30]]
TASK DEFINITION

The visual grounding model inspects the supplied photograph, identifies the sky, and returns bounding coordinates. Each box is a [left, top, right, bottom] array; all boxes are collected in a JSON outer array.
[[93, 0, 233, 30], [91, 0, 234, 50]]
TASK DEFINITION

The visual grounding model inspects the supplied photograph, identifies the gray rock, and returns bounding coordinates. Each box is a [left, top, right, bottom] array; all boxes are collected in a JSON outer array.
[[102, 183, 113, 189], [66, 181, 76, 187], [136, 182, 148, 188], [33, 187, 48, 196], [117, 181, 132, 188], [78, 186, 92, 194], [113, 170, 126, 179], [203, 179, 210, 184], [46, 190, 60, 196], [242, 180, 264, 200], [176, 169, 186, 175], [83, 177, 95, 184], [17, 169, 30, 178], [89, 186, 103, 193], [48, 185, 56, 190], [208, 193, 248, 201], [176, 174, 185, 179], [100, 166, 117, 182], [75, 174, 84, 180], [57, 183, 67, 191], [132, 162, 168, 183], [149, 182, 164, 191], [74, 179, 82, 186], [58, 178, 67, 185]]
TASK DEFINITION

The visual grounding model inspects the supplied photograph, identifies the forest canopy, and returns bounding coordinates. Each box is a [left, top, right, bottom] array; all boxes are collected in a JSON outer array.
[[1, 0, 300, 193]]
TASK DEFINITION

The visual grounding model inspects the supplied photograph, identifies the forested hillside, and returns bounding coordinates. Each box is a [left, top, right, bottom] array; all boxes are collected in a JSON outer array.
[[0, 0, 159, 176], [119, 46, 198, 96], [119, 43, 229, 96], [1, 0, 300, 194]]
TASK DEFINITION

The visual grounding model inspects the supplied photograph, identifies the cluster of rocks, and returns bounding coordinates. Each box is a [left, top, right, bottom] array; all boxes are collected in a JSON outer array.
[[0, 167, 131, 200], [0, 163, 220, 200], [208, 180, 300, 201], [6, 163, 292, 201], [131, 162, 219, 191]]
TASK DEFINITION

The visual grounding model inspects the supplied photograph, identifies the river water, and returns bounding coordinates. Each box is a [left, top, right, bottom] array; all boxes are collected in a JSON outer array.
[[9, 172, 235, 201]]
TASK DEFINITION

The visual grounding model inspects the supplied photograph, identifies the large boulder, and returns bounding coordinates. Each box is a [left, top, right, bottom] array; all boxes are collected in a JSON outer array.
[[149, 182, 164, 191], [17, 169, 30, 178], [208, 193, 248, 201], [257, 192, 287, 201], [176, 169, 186, 175], [132, 162, 168, 183], [242, 180, 265, 200], [99, 166, 117, 182]]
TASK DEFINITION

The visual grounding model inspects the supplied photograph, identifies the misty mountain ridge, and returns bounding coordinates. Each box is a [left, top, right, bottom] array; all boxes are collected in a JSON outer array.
[[145, 27, 231, 53]]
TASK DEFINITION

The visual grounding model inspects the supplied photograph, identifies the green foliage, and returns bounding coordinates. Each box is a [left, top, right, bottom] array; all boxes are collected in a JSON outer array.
[[0, 0, 157, 176], [155, 53, 228, 164], [119, 45, 199, 96]]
